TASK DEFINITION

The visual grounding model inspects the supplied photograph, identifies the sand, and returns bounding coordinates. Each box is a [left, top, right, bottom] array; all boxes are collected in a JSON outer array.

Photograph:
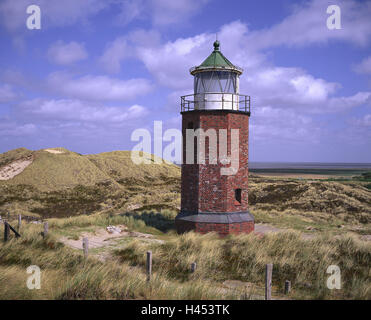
[[44, 149, 64, 154], [0, 158, 33, 180]]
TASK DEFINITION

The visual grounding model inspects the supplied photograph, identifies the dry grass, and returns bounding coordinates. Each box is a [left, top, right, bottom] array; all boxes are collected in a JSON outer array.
[[0, 212, 370, 300], [0, 222, 237, 300], [115, 231, 371, 300]]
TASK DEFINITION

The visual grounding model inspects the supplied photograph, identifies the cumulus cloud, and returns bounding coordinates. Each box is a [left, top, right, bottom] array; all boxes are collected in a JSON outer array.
[[0, 121, 37, 136], [47, 41, 88, 65], [353, 56, 371, 75], [136, 32, 212, 89], [247, 0, 371, 49], [0, 84, 18, 102], [0, 0, 109, 31], [47, 72, 154, 102], [100, 37, 130, 74], [351, 114, 371, 127], [100, 29, 161, 73], [16, 98, 148, 123], [251, 106, 321, 144], [243, 67, 339, 110], [0, 0, 210, 32]]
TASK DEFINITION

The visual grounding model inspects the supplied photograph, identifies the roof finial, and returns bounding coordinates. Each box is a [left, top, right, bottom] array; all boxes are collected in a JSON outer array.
[[213, 34, 220, 51]]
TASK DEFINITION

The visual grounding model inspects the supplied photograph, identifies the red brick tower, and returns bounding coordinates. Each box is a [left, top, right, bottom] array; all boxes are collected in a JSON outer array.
[[175, 40, 254, 236]]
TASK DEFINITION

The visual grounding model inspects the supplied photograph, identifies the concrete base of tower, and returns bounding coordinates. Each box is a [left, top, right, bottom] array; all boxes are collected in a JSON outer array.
[[175, 211, 254, 236]]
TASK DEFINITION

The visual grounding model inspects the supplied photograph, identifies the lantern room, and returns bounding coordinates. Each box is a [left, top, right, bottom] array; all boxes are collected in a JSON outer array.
[[181, 40, 249, 112]]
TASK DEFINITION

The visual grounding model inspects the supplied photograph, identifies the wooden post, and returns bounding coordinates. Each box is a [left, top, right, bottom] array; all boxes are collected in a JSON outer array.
[[146, 251, 152, 281], [284, 280, 291, 295], [83, 237, 89, 258], [18, 214, 21, 231], [43, 222, 48, 238], [4, 222, 10, 242], [191, 262, 197, 273], [265, 263, 273, 300]]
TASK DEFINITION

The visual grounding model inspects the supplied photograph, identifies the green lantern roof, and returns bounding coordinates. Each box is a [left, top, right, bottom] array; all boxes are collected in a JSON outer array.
[[190, 40, 243, 75]]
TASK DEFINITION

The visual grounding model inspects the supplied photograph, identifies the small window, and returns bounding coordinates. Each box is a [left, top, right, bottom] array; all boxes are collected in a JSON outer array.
[[187, 122, 194, 129], [235, 188, 242, 204]]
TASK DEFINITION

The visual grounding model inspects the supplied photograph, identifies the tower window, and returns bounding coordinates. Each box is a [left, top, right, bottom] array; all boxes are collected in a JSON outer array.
[[235, 188, 242, 204]]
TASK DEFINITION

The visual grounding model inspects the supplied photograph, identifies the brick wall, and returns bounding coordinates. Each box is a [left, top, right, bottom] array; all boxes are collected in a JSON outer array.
[[181, 111, 249, 213], [178, 110, 253, 236]]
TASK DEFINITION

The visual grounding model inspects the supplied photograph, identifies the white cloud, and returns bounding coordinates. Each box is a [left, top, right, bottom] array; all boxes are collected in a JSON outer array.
[[251, 106, 321, 143], [0, 0, 109, 31], [244, 67, 339, 109], [247, 0, 371, 49], [16, 98, 148, 123], [0, 0, 210, 32], [136, 32, 212, 89], [353, 56, 371, 75], [326, 92, 371, 112], [100, 29, 161, 73], [0, 121, 37, 136], [47, 41, 88, 65], [47, 72, 154, 102], [100, 37, 130, 73], [115, 0, 145, 26], [351, 114, 371, 127], [0, 84, 17, 102]]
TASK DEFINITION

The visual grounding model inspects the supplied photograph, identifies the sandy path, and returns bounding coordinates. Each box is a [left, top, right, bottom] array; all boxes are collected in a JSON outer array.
[[0, 158, 33, 180], [60, 226, 164, 250]]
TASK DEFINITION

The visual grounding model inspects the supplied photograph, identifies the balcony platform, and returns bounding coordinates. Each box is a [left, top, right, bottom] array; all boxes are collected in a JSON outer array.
[[181, 92, 251, 114]]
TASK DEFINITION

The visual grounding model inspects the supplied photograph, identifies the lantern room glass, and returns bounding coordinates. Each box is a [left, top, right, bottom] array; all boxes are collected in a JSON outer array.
[[194, 71, 237, 94]]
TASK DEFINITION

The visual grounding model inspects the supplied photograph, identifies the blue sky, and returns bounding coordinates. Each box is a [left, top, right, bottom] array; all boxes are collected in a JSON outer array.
[[0, 0, 370, 162]]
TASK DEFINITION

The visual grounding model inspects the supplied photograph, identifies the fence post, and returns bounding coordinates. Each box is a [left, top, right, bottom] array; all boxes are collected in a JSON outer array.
[[146, 251, 152, 281], [284, 280, 291, 295], [265, 263, 273, 300], [18, 214, 22, 231], [43, 222, 48, 238], [83, 237, 89, 258], [191, 262, 197, 273], [4, 222, 10, 242]]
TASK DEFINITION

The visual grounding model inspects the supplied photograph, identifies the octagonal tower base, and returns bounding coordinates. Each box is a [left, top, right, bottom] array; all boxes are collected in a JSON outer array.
[[175, 211, 254, 237]]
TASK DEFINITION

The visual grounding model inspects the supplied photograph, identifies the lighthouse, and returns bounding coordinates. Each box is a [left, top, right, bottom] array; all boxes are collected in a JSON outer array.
[[175, 40, 255, 236]]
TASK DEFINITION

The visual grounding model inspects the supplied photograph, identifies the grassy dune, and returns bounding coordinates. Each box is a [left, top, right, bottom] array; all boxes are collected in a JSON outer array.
[[0, 148, 370, 299], [249, 176, 371, 233], [0, 148, 180, 218], [0, 215, 237, 300], [0, 213, 369, 300]]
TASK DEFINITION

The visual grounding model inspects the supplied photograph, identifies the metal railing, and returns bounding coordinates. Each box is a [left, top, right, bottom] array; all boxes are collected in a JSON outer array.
[[181, 92, 251, 114]]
